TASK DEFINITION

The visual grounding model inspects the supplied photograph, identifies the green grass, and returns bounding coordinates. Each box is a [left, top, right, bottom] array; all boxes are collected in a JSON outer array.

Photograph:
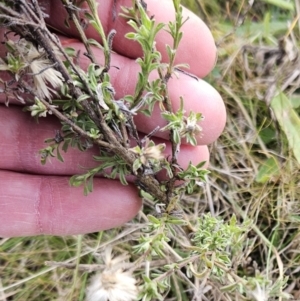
[[1, 1, 300, 300]]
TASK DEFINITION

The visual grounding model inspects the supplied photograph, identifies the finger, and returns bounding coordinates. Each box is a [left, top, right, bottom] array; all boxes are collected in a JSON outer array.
[[0, 105, 210, 175], [0, 170, 141, 237], [41, 0, 216, 78]]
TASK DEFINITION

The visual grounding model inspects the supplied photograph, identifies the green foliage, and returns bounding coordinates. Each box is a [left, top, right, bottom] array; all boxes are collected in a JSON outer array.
[[0, 40, 27, 78], [139, 275, 170, 301], [177, 161, 209, 194], [39, 143, 64, 165], [271, 92, 300, 165], [2, 0, 299, 301], [124, 1, 165, 107], [191, 214, 249, 273], [161, 98, 204, 146], [70, 151, 132, 194], [260, 0, 294, 10], [255, 156, 281, 183], [27, 98, 50, 118]]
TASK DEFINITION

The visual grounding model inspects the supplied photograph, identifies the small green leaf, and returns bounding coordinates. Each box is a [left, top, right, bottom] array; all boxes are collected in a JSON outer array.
[[77, 94, 90, 103], [255, 156, 280, 183], [64, 47, 76, 57], [56, 145, 64, 162], [259, 127, 276, 144], [133, 158, 142, 173], [220, 282, 238, 292], [271, 92, 300, 164], [125, 32, 137, 40], [260, 0, 294, 10], [86, 38, 103, 49], [62, 138, 71, 152], [119, 170, 128, 185], [69, 175, 86, 187], [148, 215, 161, 224], [84, 177, 94, 195]]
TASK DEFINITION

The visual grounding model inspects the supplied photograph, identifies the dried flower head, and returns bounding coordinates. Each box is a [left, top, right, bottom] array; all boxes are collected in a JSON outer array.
[[0, 39, 64, 100], [85, 248, 138, 301], [130, 138, 165, 165], [248, 281, 269, 301]]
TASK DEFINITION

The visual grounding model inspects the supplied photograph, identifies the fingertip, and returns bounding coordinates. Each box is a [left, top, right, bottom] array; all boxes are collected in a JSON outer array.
[[108, 0, 217, 78], [141, 0, 218, 77], [134, 75, 226, 146], [169, 76, 226, 145], [177, 144, 210, 169]]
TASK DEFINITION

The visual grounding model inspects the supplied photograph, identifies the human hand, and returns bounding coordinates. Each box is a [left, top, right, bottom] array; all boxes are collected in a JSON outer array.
[[0, 0, 226, 237]]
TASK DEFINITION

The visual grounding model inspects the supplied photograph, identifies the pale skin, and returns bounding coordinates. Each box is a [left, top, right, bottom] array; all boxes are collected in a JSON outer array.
[[0, 0, 226, 237]]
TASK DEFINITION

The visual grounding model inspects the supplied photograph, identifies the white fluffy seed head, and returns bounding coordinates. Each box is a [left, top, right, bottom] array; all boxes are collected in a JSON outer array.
[[25, 43, 64, 100], [85, 248, 138, 301]]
